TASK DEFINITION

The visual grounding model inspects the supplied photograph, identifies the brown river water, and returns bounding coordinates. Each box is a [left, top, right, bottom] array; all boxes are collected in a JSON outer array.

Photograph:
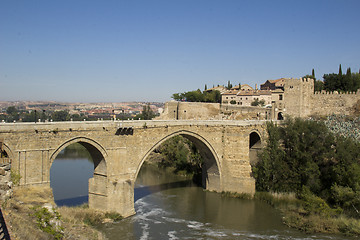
[[50, 146, 355, 240]]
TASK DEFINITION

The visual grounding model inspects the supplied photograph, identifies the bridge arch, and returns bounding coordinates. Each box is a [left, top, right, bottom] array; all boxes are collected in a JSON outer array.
[[50, 137, 108, 210], [50, 137, 108, 165], [135, 130, 222, 192], [0, 142, 15, 162], [249, 130, 263, 166]]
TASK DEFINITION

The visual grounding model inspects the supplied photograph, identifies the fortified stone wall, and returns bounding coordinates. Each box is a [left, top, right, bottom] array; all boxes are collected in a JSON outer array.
[[283, 78, 360, 118], [156, 101, 271, 120], [311, 91, 360, 116], [283, 78, 314, 118], [220, 105, 271, 120], [156, 101, 221, 120]]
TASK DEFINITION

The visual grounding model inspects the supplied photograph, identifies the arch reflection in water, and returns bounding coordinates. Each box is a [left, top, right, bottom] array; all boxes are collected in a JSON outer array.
[[50, 143, 94, 206]]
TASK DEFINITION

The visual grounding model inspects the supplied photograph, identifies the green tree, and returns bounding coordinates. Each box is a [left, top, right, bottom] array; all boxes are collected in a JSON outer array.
[[226, 81, 233, 90], [51, 110, 70, 121], [171, 93, 183, 101], [6, 106, 20, 122], [172, 89, 221, 103], [253, 118, 360, 214], [314, 80, 324, 92], [339, 64, 343, 76], [157, 136, 203, 175], [6, 106, 17, 115], [142, 103, 155, 120], [251, 99, 265, 107]]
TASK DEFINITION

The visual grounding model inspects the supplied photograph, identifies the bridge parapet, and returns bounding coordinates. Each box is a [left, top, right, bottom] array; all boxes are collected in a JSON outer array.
[[0, 119, 268, 217]]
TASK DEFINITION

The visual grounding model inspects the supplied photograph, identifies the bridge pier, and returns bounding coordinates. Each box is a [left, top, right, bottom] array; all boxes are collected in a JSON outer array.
[[105, 177, 135, 217], [0, 120, 266, 218]]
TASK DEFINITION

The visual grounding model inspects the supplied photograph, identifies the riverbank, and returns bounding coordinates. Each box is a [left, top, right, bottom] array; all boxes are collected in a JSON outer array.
[[1, 185, 123, 239], [222, 191, 360, 237]]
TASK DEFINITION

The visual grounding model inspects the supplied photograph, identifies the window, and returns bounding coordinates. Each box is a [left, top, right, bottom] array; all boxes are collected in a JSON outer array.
[[279, 95, 283, 100]]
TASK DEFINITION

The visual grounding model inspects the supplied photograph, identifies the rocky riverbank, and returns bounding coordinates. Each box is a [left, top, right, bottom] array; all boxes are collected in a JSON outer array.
[[0, 163, 111, 239]]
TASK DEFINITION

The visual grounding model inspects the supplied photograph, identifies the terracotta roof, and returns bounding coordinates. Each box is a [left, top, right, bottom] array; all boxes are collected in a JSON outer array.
[[268, 78, 286, 83]]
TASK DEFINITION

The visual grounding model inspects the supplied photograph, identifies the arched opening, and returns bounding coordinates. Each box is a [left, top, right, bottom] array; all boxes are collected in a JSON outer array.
[[134, 131, 221, 203], [277, 112, 284, 120], [0, 142, 13, 163], [50, 138, 107, 209], [249, 131, 262, 166]]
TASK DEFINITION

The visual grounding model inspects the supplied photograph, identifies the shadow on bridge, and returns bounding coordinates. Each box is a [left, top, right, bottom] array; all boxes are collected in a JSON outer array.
[[134, 180, 193, 202]]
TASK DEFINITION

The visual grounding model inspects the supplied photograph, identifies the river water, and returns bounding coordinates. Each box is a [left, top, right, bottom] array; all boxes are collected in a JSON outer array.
[[50, 145, 353, 240]]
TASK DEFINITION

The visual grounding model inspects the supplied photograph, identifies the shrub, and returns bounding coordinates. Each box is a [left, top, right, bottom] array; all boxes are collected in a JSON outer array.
[[32, 206, 64, 240]]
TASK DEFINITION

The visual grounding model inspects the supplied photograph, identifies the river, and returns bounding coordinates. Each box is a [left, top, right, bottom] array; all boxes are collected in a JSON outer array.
[[50, 145, 354, 239]]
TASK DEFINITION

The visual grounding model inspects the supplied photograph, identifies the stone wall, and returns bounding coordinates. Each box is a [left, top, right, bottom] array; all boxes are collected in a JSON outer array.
[[156, 101, 272, 120], [283, 78, 360, 118], [311, 91, 360, 116]]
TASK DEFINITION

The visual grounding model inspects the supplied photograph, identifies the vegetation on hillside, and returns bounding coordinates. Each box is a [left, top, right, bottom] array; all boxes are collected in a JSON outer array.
[[252, 118, 360, 235]]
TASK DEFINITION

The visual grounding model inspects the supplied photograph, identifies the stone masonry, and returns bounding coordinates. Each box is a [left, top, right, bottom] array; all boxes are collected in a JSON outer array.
[[0, 119, 266, 217]]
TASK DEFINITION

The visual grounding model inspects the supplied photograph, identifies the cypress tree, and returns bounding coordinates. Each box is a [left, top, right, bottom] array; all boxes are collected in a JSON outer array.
[[227, 80, 232, 90], [204, 84, 207, 91], [312, 69, 315, 78], [338, 64, 343, 76], [345, 67, 354, 91]]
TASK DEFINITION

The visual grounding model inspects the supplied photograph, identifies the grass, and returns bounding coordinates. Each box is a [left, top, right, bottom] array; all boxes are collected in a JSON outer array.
[[219, 190, 360, 237], [2, 185, 108, 239], [254, 191, 360, 237]]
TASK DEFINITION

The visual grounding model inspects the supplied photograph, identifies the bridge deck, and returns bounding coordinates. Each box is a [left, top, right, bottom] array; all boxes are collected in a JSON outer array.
[[0, 119, 271, 132]]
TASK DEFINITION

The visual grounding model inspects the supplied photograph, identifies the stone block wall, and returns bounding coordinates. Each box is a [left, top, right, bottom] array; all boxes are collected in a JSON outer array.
[[157, 101, 272, 120], [311, 91, 360, 116], [283, 78, 360, 118]]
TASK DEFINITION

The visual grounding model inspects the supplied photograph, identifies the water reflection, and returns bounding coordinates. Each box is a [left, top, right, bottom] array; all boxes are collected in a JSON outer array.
[[50, 143, 93, 206]]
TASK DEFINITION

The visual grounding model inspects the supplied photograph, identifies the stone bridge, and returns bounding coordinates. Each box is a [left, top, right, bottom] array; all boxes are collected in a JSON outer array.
[[0, 120, 267, 217]]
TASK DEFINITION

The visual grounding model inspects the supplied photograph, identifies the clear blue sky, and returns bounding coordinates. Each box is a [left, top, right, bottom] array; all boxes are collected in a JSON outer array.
[[1, 0, 359, 102]]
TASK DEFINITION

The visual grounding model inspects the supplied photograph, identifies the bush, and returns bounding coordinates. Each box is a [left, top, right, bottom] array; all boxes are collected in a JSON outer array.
[[10, 170, 21, 186], [32, 206, 64, 240]]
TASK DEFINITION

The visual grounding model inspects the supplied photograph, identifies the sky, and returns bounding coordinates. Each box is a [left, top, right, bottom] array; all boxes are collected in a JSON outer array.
[[1, 0, 359, 103]]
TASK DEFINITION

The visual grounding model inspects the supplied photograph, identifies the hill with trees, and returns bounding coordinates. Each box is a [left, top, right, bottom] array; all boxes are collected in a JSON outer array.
[[253, 118, 360, 235]]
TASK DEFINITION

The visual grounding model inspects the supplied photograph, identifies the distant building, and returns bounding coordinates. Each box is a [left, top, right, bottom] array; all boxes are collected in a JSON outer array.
[[260, 78, 286, 90], [204, 85, 228, 94], [222, 89, 273, 106]]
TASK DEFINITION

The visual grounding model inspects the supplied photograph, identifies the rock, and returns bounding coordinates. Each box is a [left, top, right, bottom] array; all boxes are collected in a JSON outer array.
[[4, 164, 11, 171], [42, 203, 55, 213], [0, 168, 5, 176], [102, 218, 114, 223]]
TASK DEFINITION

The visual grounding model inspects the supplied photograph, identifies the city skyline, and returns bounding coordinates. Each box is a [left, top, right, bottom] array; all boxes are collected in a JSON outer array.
[[1, 0, 360, 103]]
